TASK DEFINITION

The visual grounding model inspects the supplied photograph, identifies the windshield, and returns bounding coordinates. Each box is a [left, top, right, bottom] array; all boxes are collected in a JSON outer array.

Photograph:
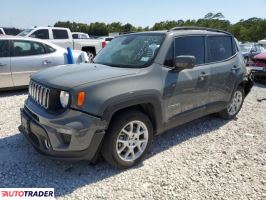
[[93, 34, 165, 68], [17, 29, 33, 36], [239, 44, 253, 53]]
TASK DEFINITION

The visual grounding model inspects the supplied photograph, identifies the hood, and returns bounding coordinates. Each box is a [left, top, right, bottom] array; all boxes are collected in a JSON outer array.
[[254, 52, 266, 60], [31, 63, 138, 90]]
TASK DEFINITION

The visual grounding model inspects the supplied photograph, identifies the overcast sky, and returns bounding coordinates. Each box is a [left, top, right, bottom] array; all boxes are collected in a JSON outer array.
[[1, 0, 266, 28]]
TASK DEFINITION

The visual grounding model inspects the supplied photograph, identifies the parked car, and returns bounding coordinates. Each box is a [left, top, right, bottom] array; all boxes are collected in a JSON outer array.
[[248, 52, 266, 81], [258, 39, 266, 48], [0, 35, 88, 90], [0, 27, 22, 35], [239, 43, 265, 64], [72, 32, 90, 39], [19, 27, 253, 168], [17, 27, 106, 61]]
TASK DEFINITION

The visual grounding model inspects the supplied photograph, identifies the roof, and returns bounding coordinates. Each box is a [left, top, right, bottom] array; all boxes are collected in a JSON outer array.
[[120, 27, 231, 37], [0, 35, 64, 50]]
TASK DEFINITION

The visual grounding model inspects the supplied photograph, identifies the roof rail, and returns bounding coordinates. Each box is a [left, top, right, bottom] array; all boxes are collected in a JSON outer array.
[[168, 26, 231, 35]]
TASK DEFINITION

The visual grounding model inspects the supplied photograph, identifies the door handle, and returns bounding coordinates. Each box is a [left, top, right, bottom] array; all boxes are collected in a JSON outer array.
[[231, 66, 241, 71], [0, 63, 7, 67], [199, 72, 209, 80], [43, 60, 52, 65]]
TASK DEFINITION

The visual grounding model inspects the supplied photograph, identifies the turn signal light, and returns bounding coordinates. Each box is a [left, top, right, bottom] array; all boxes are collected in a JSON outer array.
[[77, 92, 86, 107]]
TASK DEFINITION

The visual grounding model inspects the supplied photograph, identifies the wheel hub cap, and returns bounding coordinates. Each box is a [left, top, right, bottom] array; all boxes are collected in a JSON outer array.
[[116, 120, 149, 162], [227, 90, 243, 116]]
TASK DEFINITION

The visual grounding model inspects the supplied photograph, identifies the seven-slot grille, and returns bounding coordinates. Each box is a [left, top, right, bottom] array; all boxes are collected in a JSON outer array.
[[29, 81, 50, 109]]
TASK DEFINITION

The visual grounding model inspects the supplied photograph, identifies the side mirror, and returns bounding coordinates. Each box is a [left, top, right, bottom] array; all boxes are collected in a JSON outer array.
[[174, 55, 195, 70]]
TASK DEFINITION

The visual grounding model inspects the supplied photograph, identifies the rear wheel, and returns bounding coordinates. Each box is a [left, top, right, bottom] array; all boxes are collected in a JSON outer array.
[[218, 87, 244, 119], [101, 110, 153, 168]]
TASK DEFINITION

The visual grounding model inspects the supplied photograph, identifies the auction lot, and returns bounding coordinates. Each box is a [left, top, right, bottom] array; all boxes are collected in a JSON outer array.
[[0, 84, 265, 199]]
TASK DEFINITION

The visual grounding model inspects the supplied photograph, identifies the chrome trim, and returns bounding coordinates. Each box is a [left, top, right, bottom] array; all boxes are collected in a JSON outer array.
[[29, 81, 50, 109]]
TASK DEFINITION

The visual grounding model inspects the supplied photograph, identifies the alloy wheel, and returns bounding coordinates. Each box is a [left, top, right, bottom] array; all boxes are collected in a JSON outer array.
[[227, 90, 243, 116], [116, 120, 149, 162]]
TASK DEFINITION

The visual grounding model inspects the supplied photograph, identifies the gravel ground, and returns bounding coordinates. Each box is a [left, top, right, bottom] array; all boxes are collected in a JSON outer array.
[[0, 84, 265, 200]]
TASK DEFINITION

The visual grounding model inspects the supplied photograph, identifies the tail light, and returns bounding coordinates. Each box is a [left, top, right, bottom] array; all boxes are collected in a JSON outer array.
[[102, 41, 107, 48]]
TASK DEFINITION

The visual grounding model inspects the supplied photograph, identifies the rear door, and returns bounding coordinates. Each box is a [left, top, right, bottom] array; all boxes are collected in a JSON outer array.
[[51, 29, 72, 49], [0, 40, 13, 88], [206, 36, 239, 104], [10, 40, 55, 86]]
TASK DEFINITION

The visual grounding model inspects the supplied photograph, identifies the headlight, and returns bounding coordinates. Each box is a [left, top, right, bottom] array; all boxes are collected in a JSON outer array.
[[59, 91, 70, 108]]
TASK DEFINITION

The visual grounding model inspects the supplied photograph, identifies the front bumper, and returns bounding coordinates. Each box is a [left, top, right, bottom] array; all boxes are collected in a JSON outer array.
[[19, 98, 107, 161]]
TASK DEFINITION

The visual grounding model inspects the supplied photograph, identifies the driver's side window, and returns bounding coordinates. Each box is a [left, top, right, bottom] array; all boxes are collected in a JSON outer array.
[[30, 29, 49, 39]]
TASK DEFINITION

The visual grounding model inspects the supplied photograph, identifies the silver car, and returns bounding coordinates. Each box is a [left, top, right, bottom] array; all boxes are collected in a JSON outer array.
[[0, 35, 88, 90]]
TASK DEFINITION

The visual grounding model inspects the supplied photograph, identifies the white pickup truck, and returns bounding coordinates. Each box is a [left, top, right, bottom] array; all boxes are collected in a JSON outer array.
[[18, 27, 106, 60]]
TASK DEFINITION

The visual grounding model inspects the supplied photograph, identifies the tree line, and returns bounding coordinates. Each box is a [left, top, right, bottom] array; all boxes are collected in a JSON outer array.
[[54, 13, 266, 42]]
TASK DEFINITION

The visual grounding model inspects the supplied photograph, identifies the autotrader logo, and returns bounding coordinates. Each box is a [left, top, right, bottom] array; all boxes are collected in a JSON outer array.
[[0, 188, 54, 199]]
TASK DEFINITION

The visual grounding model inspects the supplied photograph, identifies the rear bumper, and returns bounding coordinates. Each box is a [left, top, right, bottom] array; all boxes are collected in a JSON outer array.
[[252, 71, 266, 79], [19, 99, 107, 161], [247, 66, 266, 79]]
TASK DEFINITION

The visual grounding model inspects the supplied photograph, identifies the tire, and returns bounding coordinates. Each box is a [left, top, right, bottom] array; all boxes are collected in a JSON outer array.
[[101, 110, 153, 168], [86, 50, 95, 63], [218, 87, 245, 119]]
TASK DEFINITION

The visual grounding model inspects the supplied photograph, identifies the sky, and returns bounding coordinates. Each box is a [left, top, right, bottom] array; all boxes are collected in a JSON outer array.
[[1, 0, 266, 29]]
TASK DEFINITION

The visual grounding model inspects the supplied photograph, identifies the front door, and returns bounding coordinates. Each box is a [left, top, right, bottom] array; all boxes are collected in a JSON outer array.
[[162, 36, 210, 126], [0, 40, 13, 88]]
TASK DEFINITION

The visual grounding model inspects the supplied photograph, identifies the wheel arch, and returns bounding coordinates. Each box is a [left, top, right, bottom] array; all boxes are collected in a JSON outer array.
[[102, 95, 163, 135], [236, 74, 254, 97]]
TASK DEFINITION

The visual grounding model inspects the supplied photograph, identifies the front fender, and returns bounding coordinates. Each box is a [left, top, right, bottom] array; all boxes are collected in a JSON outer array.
[[100, 91, 163, 133]]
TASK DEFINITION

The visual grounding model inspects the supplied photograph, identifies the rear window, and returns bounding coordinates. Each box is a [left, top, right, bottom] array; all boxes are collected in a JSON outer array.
[[174, 36, 205, 65], [207, 36, 233, 63], [52, 29, 69, 39], [44, 44, 56, 53]]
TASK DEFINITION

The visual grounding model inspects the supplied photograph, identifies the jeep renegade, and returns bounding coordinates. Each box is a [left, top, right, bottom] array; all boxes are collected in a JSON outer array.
[[19, 27, 253, 168]]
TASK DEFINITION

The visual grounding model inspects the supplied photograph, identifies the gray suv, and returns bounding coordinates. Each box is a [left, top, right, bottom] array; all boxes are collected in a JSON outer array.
[[19, 27, 253, 168]]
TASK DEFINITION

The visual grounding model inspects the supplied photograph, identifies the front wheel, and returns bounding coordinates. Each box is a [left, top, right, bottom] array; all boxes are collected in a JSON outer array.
[[101, 110, 153, 168], [218, 87, 245, 119]]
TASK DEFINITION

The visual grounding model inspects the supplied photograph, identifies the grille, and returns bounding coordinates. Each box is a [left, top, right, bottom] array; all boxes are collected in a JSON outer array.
[[29, 81, 50, 109]]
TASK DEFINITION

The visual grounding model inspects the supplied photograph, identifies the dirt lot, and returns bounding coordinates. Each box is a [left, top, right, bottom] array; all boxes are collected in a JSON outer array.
[[0, 84, 265, 200]]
